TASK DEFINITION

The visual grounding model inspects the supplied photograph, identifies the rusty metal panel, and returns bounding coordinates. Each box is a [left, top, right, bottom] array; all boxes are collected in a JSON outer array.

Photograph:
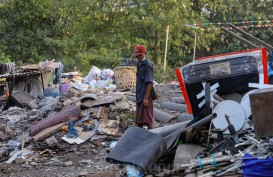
[[249, 88, 273, 138], [11, 92, 35, 108]]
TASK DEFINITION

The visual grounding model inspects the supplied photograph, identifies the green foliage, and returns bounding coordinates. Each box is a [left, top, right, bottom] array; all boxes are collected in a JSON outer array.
[[153, 64, 176, 83], [0, 52, 11, 63], [0, 0, 63, 64], [1, 0, 273, 83]]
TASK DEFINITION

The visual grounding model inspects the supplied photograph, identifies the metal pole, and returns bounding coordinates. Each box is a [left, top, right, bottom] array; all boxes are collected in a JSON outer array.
[[221, 27, 271, 56], [163, 25, 169, 72], [228, 23, 273, 52], [221, 27, 258, 49], [186, 113, 217, 129]]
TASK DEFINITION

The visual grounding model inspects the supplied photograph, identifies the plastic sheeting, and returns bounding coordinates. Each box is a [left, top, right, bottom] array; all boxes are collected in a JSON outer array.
[[106, 127, 166, 171], [242, 153, 273, 177]]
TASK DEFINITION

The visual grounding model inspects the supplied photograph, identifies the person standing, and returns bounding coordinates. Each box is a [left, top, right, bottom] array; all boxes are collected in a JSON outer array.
[[134, 45, 154, 129]]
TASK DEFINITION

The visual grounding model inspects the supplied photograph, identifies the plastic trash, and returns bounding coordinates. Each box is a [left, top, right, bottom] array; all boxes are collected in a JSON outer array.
[[70, 81, 89, 91], [89, 80, 97, 88], [84, 65, 101, 83], [125, 164, 144, 177], [44, 87, 60, 98], [109, 140, 118, 149], [6, 140, 20, 148], [106, 84, 116, 90], [95, 80, 108, 88], [59, 82, 70, 95], [101, 69, 114, 80], [90, 66, 101, 80], [66, 122, 78, 138], [16, 132, 32, 143]]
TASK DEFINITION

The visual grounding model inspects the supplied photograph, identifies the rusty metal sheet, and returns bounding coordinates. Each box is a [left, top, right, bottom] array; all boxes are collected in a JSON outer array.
[[92, 94, 124, 107], [11, 92, 35, 108], [249, 88, 273, 138]]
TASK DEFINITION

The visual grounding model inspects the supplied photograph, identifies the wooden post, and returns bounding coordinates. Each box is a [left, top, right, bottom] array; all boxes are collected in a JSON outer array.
[[163, 25, 169, 72], [193, 31, 197, 62]]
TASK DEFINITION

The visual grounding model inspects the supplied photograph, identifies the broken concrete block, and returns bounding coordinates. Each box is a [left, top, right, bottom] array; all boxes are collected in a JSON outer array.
[[62, 99, 74, 106], [92, 94, 124, 107], [127, 95, 136, 102], [111, 100, 130, 110], [45, 136, 59, 146], [64, 161, 73, 167], [173, 144, 203, 169]]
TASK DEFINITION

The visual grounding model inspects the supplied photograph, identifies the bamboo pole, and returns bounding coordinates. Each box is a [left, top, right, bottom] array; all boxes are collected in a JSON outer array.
[[163, 25, 170, 72]]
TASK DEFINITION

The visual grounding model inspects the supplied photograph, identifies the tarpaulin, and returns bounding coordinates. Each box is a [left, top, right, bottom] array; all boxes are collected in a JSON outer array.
[[242, 153, 273, 177], [106, 127, 166, 171]]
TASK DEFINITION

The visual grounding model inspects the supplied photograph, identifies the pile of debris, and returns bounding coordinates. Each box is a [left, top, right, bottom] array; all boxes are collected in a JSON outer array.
[[105, 86, 273, 177], [1, 60, 191, 176], [105, 49, 273, 177], [1, 50, 273, 177]]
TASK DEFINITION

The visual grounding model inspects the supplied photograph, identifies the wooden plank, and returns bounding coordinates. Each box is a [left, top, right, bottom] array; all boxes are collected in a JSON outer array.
[[31, 102, 81, 136], [33, 122, 65, 142], [33, 116, 81, 141]]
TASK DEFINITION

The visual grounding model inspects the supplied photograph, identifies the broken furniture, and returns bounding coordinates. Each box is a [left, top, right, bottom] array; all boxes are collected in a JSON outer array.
[[1, 71, 45, 110], [10, 92, 38, 109], [176, 48, 268, 118]]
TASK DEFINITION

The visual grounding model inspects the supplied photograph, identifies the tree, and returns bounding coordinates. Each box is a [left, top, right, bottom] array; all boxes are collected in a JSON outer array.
[[1, 0, 273, 76], [0, 0, 63, 64], [196, 0, 273, 57]]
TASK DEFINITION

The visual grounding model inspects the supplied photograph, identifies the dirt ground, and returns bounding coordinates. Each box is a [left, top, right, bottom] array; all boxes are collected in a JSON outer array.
[[0, 139, 120, 177], [0, 84, 183, 177]]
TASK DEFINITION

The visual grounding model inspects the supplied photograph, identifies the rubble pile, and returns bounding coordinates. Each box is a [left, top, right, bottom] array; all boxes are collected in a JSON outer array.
[[105, 49, 273, 177], [1, 51, 273, 177], [0, 61, 186, 176]]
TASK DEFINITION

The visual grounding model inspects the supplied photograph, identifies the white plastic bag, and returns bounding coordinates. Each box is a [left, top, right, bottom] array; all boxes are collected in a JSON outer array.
[[71, 81, 89, 91], [106, 84, 116, 90], [101, 69, 114, 80], [89, 80, 97, 88], [125, 164, 144, 177], [89, 66, 101, 80], [84, 66, 102, 84], [95, 80, 107, 88]]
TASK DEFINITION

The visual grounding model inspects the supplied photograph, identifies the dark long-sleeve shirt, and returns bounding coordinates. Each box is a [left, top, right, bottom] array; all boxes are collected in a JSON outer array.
[[136, 58, 154, 103]]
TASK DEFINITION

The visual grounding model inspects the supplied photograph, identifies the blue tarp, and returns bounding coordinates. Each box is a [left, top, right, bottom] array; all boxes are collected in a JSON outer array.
[[267, 62, 273, 77], [268, 53, 273, 77], [242, 153, 273, 177]]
